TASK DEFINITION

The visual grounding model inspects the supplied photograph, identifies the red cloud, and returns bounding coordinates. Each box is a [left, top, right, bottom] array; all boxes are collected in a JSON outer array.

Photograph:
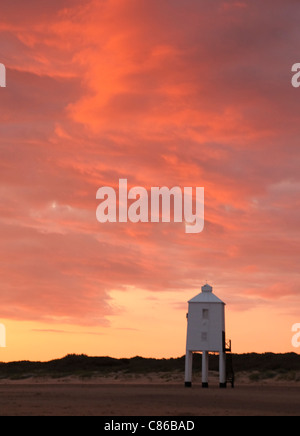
[[0, 0, 300, 329]]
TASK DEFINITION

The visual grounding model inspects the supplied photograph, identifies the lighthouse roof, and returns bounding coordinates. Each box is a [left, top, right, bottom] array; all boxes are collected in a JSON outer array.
[[188, 284, 225, 304]]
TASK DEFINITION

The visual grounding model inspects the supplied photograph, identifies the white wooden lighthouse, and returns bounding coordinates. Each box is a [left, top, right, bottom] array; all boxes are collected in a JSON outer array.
[[185, 284, 229, 388]]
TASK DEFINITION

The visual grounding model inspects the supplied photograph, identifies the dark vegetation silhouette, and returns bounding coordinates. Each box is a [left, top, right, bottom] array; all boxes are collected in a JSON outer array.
[[0, 353, 299, 380]]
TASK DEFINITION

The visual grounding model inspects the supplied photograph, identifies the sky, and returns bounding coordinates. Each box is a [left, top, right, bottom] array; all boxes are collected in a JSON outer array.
[[0, 0, 300, 362]]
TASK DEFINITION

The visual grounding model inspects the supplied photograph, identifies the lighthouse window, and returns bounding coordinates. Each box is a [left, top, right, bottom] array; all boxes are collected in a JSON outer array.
[[202, 309, 209, 320]]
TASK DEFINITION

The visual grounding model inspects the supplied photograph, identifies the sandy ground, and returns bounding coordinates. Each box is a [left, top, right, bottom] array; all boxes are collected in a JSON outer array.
[[0, 377, 299, 416]]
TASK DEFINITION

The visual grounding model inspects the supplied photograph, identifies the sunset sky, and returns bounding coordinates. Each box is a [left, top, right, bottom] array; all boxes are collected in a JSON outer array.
[[0, 0, 300, 362]]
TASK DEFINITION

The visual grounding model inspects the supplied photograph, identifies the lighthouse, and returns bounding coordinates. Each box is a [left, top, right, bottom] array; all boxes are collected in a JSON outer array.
[[185, 284, 231, 388]]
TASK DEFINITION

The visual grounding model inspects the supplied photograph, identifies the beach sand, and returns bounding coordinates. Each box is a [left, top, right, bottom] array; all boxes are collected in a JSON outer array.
[[0, 374, 299, 416]]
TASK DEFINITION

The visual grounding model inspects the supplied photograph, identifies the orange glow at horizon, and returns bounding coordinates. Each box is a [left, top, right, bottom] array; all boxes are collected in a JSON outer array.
[[0, 0, 300, 362], [0, 286, 298, 363]]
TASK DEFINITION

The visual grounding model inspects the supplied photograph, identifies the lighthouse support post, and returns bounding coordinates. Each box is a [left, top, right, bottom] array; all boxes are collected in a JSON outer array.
[[185, 351, 193, 387], [202, 351, 209, 388], [219, 352, 227, 388]]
